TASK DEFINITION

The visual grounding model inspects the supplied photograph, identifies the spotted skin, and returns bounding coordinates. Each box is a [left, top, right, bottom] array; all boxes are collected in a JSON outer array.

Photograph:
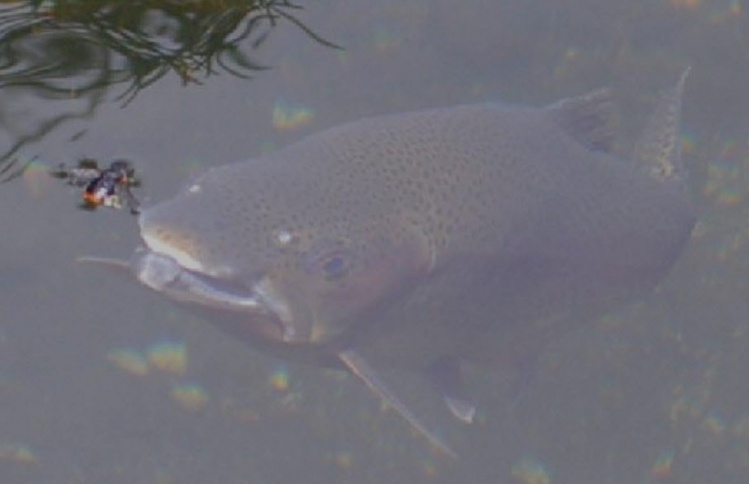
[[132, 75, 696, 452]]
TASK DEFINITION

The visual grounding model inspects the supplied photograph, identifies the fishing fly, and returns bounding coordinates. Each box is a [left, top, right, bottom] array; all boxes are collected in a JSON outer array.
[[50, 158, 141, 214]]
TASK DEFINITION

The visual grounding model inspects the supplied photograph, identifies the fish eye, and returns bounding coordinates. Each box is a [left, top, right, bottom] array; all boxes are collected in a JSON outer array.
[[321, 254, 349, 280], [305, 248, 353, 281]]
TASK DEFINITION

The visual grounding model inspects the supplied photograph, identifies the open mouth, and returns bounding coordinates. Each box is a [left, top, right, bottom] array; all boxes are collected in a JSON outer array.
[[130, 248, 304, 343], [131, 248, 261, 310]]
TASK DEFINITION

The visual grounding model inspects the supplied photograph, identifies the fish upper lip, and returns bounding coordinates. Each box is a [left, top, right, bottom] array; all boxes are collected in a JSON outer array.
[[139, 222, 209, 274]]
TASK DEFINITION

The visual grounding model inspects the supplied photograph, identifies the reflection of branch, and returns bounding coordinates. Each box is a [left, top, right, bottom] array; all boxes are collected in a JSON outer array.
[[0, 0, 339, 179], [0, 155, 36, 183], [0, 84, 103, 182], [269, 0, 341, 49], [0, 91, 104, 182], [30, 0, 339, 104], [0, 1, 339, 99]]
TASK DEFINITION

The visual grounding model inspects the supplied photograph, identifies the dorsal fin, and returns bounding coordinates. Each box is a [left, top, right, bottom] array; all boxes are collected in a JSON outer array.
[[548, 88, 615, 153], [632, 68, 691, 185]]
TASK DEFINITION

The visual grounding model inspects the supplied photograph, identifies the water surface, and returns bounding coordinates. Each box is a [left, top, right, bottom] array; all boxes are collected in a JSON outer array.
[[2, 1, 749, 482]]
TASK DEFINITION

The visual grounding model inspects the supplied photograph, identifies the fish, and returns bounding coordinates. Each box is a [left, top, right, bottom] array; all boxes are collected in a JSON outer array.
[[84, 70, 695, 456]]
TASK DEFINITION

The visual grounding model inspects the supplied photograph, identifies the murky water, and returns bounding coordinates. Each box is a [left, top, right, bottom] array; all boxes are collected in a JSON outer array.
[[1, 0, 749, 482]]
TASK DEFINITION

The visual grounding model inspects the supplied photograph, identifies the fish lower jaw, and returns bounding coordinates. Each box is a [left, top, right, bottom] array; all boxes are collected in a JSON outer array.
[[251, 277, 307, 344], [138, 234, 311, 345]]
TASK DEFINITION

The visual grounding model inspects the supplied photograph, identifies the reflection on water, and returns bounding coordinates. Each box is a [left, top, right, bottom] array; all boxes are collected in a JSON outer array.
[[0, 0, 336, 177]]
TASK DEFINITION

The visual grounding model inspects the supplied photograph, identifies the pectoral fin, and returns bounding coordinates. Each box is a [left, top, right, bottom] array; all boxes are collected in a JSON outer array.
[[427, 357, 476, 424], [338, 350, 456, 458]]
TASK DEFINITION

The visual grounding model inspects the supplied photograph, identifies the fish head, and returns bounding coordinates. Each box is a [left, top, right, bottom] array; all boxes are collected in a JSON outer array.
[[137, 159, 434, 347]]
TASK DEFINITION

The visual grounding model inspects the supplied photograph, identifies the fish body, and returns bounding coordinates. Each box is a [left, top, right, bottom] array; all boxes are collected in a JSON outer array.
[[116, 73, 695, 453]]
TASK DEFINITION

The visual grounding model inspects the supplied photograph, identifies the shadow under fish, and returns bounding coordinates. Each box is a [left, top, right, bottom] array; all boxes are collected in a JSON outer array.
[[81, 69, 696, 457]]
